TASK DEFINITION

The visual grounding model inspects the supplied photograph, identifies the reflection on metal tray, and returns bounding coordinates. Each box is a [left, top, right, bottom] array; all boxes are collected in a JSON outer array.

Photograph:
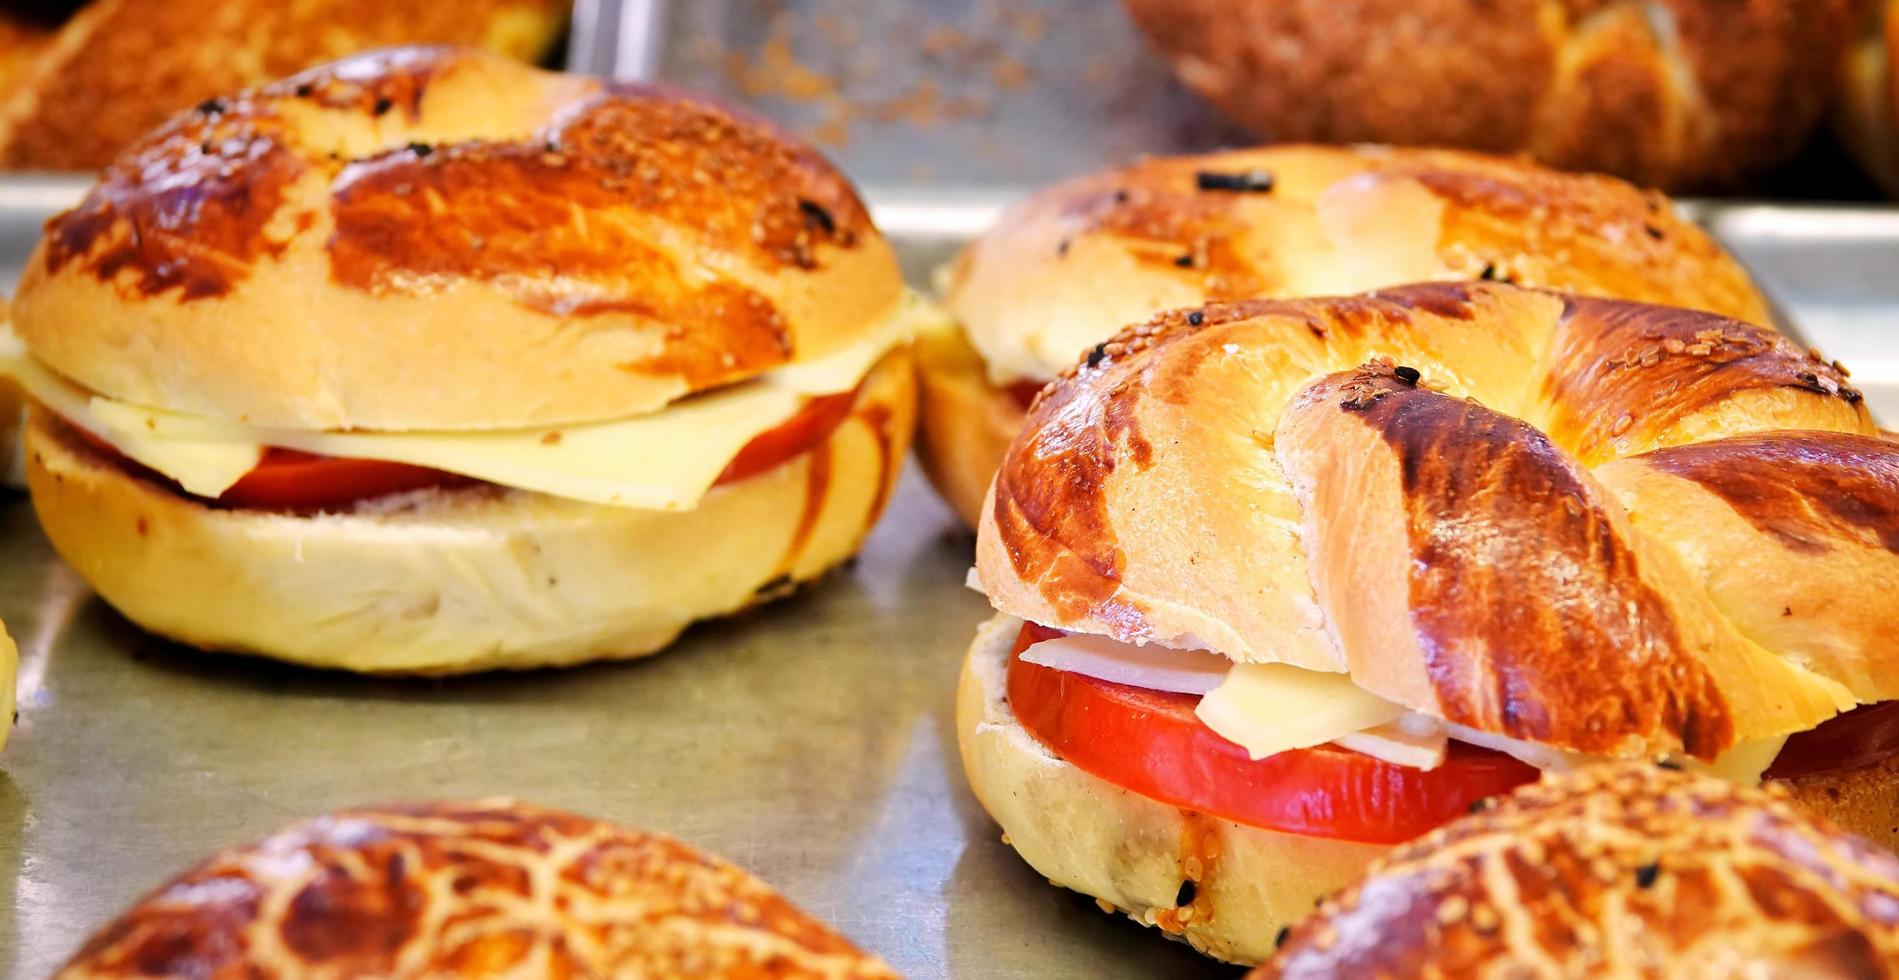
[[0, 180, 1896, 976]]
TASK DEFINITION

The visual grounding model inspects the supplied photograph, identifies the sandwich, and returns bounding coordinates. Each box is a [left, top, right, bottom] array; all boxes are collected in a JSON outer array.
[[3, 46, 933, 674], [920, 144, 1773, 527], [958, 280, 1899, 964], [57, 799, 900, 978], [1260, 763, 1899, 976]]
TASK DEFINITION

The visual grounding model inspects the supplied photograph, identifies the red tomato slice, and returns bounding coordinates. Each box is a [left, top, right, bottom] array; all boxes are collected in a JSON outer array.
[[1005, 622, 1539, 844], [72, 386, 859, 513]]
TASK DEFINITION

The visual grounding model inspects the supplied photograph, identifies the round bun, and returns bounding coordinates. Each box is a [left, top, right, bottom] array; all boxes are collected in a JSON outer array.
[[11, 45, 904, 431], [957, 614, 1388, 965], [56, 800, 898, 978], [976, 282, 1893, 761], [1835, 0, 1899, 195], [0, 0, 568, 170], [23, 350, 913, 674], [925, 145, 1769, 527], [1123, 1, 1855, 190], [1257, 764, 1899, 978]]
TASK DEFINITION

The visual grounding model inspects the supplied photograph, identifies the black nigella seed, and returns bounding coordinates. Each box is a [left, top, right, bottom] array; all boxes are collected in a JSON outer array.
[[1393, 365, 1421, 385], [1275, 926, 1291, 949], [196, 98, 226, 115], [1195, 168, 1275, 193], [1187, 311, 1204, 326], [1086, 343, 1108, 368], [1479, 263, 1499, 281], [1468, 797, 1493, 814], [1057, 238, 1071, 257], [1113, 189, 1130, 204], [407, 142, 433, 158], [798, 199, 837, 235], [1173, 253, 1195, 268], [1657, 759, 1683, 771], [294, 83, 314, 98], [372, 96, 394, 116], [1175, 879, 1197, 906], [1635, 862, 1661, 888]]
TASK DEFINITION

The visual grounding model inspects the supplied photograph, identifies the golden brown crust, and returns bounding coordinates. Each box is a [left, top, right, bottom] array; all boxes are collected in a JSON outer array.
[[975, 282, 1884, 755], [1595, 432, 1899, 703], [56, 800, 897, 979], [1833, 0, 1899, 195], [1254, 764, 1899, 978], [1124, 0, 1856, 190], [12, 47, 903, 430], [946, 145, 1768, 388], [927, 145, 1768, 528], [23, 350, 915, 674], [0, 0, 569, 170]]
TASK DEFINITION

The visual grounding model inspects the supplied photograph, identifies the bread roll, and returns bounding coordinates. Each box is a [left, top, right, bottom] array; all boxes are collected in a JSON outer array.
[[925, 145, 1770, 527], [1256, 763, 1899, 977], [0, 0, 569, 170], [57, 800, 899, 978], [1124, 0, 1856, 190]]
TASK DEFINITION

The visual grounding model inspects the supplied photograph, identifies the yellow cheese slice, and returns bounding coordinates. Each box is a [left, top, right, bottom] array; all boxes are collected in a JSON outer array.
[[0, 621, 14, 754], [1195, 661, 1407, 762], [1334, 718, 1448, 771], [0, 291, 943, 510], [1684, 735, 1790, 787]]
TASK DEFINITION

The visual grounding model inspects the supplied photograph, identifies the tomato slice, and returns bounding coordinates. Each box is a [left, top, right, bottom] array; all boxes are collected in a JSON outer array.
[[70, 386, 859, 513], [1766, 700, 1899, 780], [1005, 622, 1538, 844]]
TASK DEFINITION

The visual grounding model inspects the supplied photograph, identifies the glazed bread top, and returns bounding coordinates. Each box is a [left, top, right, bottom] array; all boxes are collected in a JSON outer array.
[[57, 800, 899, 978], [946, 145, 1769, 384], [12, 46, 903, 430], [1256, 764, 1899, 978], [974, 282, 1896, 760], [1123, 0, 1856, 191], [0, 0, 569, 170]]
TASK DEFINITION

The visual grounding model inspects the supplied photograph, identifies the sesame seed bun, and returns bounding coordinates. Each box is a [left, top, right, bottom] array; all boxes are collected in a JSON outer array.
[[12, 46, 904, 431], [57, 800, 898, 978], [1256, 764, 1899, 977], [924, 144, 1769, 527]]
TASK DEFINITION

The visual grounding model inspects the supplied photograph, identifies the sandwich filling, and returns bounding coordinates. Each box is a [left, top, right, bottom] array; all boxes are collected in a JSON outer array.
[[3, 291, 942, 513], [1008, 620, 1899, 845]]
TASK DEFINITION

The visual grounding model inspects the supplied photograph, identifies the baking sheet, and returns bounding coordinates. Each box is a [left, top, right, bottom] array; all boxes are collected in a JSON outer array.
[[0, 186, 1896, 976]]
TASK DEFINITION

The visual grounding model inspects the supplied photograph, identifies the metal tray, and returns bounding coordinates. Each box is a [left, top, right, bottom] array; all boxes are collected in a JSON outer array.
[[1, 181, 1897, 976]]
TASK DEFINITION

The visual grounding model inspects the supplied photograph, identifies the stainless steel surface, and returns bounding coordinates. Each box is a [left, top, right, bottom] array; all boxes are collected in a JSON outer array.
[[0, 183, 1896, 975], [632, 0, 1247, 186]]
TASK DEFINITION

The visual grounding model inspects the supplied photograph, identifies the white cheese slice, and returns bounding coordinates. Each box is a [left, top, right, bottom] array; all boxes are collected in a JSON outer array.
[[1195, 661, 1407, 762], [1335, 718, 1449, 771], [1021, 631, 1230, 697], [1682, 735, 1790, 787], [0, 291, 940, 510]]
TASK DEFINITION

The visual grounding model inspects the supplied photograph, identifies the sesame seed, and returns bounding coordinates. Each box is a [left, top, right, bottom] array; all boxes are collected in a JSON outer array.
[[1436, 895, 1470, 925]]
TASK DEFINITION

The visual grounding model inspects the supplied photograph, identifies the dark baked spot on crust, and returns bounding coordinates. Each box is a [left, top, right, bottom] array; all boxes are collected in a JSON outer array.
[[281, 846, 425, 964], [1544, 298, 1864, 462], [1338, 366, 1732, 758], [1060, 168, 1268, 301], [1637, 432, 1899, 555], [42, 105, 306, 300]]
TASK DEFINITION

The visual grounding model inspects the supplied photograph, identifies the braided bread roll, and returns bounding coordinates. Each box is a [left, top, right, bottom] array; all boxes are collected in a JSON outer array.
[[1256, 764, 1899, 977], [0, 0, 569, 171], [57, 801, 898, 978], [923, 145, 1769, 528], [964, 281, 1896, 962], [1123, 0, 1857, 190]]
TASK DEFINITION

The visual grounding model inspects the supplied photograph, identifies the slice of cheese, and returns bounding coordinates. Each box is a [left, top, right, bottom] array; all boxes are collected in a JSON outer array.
[[1195, 661, 1407, 762], [1021, 631, 1230, 697], [1335, 718, 1449, 771], [0, 291, 943, 510], [1684, 735, 1790, 787]]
